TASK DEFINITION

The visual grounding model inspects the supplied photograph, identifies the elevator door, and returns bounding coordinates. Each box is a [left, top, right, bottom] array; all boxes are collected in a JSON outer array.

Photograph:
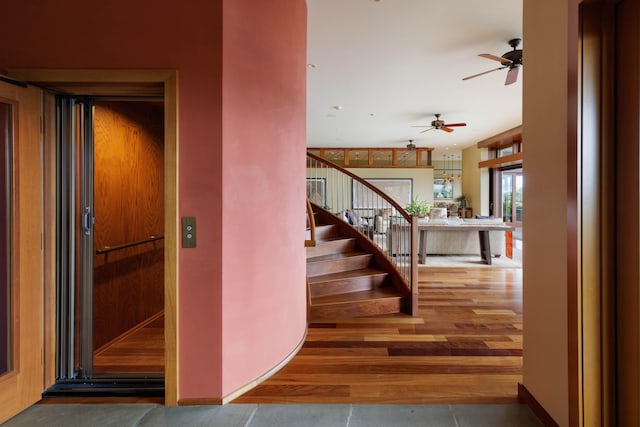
[[55, 97, 165, 390]]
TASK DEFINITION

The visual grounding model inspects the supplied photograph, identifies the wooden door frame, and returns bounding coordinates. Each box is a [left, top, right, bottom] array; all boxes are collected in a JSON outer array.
[[612, 0, 640, 424], [573, 1, 639, 425], [574, 3, 616, 425], [8, 69, 179, 406], [0, 82, 45, 424]]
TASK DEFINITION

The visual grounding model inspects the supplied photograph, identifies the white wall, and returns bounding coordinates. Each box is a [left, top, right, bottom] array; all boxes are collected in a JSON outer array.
[[462, 145, 489, 216], [350, 167, 434, 205], [307, 161, 485, 218], [307, 166, 434, 216]]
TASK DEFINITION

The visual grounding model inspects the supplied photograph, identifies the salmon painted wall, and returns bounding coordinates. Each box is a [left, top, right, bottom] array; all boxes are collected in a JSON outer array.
[[221, 1, 307, 395], [0, 0, 308, 400]]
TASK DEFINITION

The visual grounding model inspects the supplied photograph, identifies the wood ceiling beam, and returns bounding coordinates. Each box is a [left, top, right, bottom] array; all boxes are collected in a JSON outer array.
[[476, 125, 523, 149]]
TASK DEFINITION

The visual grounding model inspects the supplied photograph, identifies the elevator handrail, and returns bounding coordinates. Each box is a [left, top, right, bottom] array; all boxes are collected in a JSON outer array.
[[95, 235, 164, 255]]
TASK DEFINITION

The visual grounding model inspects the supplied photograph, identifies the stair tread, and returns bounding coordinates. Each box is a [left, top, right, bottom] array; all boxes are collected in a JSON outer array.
[[314, 224, 337, 231], [314, 236, 355, 243], [306, 251, 371, 263], [308, 268, 388, 284], [311, 287, 406, 306], [307, 206, 409, 319]]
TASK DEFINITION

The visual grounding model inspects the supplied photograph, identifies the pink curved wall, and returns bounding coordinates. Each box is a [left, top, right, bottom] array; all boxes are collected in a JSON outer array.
[[221, 1, 308, 394], [0, 0, 307, 400]]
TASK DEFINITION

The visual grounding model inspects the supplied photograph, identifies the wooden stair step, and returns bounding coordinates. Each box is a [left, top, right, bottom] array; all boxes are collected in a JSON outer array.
[[306, 237, 356, 258], [306, 250, 370, 263], [308, 267, 388, 284], [308, 224, 340, 240], [306, 204, 412, 321], [314, 235, 354, 244], [312, 287, 406, 305], [306, 251, 373, 277], [309, 288, 408, 321], [308, 268, 389, 298]]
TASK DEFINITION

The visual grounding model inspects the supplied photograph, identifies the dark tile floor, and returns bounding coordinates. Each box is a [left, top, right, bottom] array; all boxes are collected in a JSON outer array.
[[2, 403, 543, 426]]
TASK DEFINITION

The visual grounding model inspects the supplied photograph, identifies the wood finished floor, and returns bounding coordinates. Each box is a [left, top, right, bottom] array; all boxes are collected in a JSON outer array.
[[86, 266, 523, 404], [234, 266, 523, 404], [93, 314, 165, 375]]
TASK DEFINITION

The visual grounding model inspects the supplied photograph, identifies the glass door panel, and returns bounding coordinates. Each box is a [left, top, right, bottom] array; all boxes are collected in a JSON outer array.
[[55, 97, 94, 380], [501, 174, 513, 222], [498, 168, 523, 260], [500, 169, 523, 225], [53, 97, 165, 390], [515, 174, 523, 223]]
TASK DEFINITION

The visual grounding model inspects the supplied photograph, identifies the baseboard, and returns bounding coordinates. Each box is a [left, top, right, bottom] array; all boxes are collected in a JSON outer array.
[[94, 310, 165, 356], [221, 329, 308, 404], [178, 397, 222, 406], [518, 383, 560, 427], [177, 328, 308, 406]]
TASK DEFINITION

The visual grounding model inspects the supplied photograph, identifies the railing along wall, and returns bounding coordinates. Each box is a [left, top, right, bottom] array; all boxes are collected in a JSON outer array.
[[96, 235, 164, 255], [306, 152, 418, 313]]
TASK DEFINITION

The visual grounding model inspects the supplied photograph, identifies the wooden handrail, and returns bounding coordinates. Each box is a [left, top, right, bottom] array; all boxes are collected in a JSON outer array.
[[307, 151, 418, 315], [306, 152, 412, 223], [96, 235, 164, 255], [305, 198, 317, 247]]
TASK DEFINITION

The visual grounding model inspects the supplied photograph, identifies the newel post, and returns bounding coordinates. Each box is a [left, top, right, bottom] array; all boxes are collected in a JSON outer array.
[[410, 215, 419, 315]]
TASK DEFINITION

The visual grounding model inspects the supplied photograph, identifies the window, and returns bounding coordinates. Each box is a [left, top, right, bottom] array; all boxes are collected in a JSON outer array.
[[497, 145, 514, 157], [308, 147, 433, 168], [500, 168, 523, 224]]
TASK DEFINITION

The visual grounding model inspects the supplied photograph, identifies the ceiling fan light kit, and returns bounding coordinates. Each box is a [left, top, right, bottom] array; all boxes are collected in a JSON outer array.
[[411, 113, 467, 134], [462, 38, 523, 86]]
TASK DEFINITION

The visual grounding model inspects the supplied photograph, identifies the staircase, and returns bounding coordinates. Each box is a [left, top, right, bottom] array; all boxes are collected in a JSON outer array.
[[306, 209, 410, 322]]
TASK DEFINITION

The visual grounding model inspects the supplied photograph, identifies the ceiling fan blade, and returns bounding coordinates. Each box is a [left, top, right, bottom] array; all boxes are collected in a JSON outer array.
[[440, 127, 455, 133], [462, 66, 506, 81], [443, 122, 466, 127], [505, 66, 520, 85], [479, 53, 511, 64], [419, 127, 434, 133]]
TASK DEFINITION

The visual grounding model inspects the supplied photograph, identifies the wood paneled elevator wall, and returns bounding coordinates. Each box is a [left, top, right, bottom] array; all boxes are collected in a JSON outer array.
[[92, 101, 164, 351]]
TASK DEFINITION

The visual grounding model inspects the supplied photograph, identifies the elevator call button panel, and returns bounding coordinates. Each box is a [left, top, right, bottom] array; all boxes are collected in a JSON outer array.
[[181, 216, 196, 248]]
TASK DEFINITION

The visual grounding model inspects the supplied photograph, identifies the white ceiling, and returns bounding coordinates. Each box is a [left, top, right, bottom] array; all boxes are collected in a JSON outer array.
[[306, 0, 523, 158]]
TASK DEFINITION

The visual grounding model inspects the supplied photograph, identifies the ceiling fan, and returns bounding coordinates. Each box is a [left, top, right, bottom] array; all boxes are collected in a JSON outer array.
[[412, 114, 467, 134], [391, 140, 418, 150], [462, 38, 523, 86]]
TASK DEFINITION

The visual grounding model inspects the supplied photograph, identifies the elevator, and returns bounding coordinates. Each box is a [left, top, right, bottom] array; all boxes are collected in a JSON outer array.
[[50, 96, 165, 394]]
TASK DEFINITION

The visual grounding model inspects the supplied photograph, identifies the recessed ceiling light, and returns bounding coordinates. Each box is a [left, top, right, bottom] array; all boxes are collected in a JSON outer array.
[[307, 63, 317, 68], [332, 105, 343, 110]]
